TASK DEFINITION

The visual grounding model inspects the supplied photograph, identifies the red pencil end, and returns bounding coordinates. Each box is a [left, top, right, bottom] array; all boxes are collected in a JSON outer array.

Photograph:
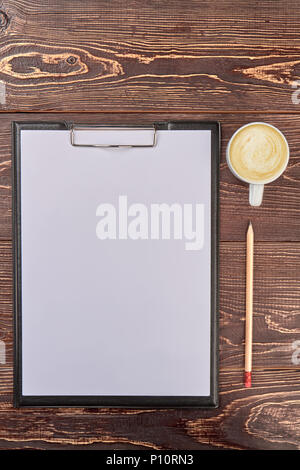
[[244, 371, 252, 388]]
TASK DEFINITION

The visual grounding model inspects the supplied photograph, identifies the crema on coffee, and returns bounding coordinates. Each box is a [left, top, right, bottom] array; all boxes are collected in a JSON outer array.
[[228, 124, 288, 182]]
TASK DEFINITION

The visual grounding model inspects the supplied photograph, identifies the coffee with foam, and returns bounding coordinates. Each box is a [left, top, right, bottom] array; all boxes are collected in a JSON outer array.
[[228, 123, 288, 183]]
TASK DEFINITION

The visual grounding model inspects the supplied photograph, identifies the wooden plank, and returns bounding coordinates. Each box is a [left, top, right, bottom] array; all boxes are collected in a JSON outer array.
[[0, 112, 299, 241], [1, 240, 299, 375], [220, 242, 300, 369], [0, 1, 300, 111], [0, 369, 299, 450]]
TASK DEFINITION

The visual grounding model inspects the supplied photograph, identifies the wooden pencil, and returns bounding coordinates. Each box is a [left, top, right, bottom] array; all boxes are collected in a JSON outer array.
[[245, 221, 254, 388]]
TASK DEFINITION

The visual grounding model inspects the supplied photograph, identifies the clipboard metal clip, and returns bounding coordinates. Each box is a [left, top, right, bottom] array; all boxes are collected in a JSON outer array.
[[69, 124, 157, 148]]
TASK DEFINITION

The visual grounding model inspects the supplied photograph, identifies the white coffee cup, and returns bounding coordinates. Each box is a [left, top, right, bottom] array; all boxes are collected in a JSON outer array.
[[226, 122, 289, 206]]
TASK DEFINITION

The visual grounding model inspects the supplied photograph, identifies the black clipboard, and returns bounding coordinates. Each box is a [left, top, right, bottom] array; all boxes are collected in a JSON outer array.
[[13, 121, 219, 408]]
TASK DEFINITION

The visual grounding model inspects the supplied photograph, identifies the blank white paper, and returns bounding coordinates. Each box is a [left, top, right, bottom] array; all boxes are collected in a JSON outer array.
[[20, 128, 211, 396]]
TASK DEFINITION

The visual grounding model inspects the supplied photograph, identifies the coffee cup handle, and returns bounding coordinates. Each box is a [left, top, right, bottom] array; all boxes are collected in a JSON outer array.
[[249, 183, 264, 206]]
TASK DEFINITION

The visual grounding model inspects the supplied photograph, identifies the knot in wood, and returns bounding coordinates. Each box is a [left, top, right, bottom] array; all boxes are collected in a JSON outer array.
[[66, 56, 77, 65], [0, 11, 9, 30]]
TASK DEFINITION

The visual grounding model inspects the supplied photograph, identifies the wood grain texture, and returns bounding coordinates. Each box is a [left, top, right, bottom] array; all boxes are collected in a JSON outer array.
[[220, 242, 300, 369], [0, 112, 299, 241], [0, 0, 299, 449], [0, 1, 300, 111], [0, 369, 299, 450]]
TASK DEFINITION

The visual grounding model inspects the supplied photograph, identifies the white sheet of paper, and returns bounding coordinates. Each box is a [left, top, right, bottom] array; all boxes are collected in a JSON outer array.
[[20, 129, 211, 396]]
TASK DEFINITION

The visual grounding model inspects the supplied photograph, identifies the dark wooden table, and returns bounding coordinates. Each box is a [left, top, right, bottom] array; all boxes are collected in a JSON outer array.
[[0, 1, 299, 450]]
